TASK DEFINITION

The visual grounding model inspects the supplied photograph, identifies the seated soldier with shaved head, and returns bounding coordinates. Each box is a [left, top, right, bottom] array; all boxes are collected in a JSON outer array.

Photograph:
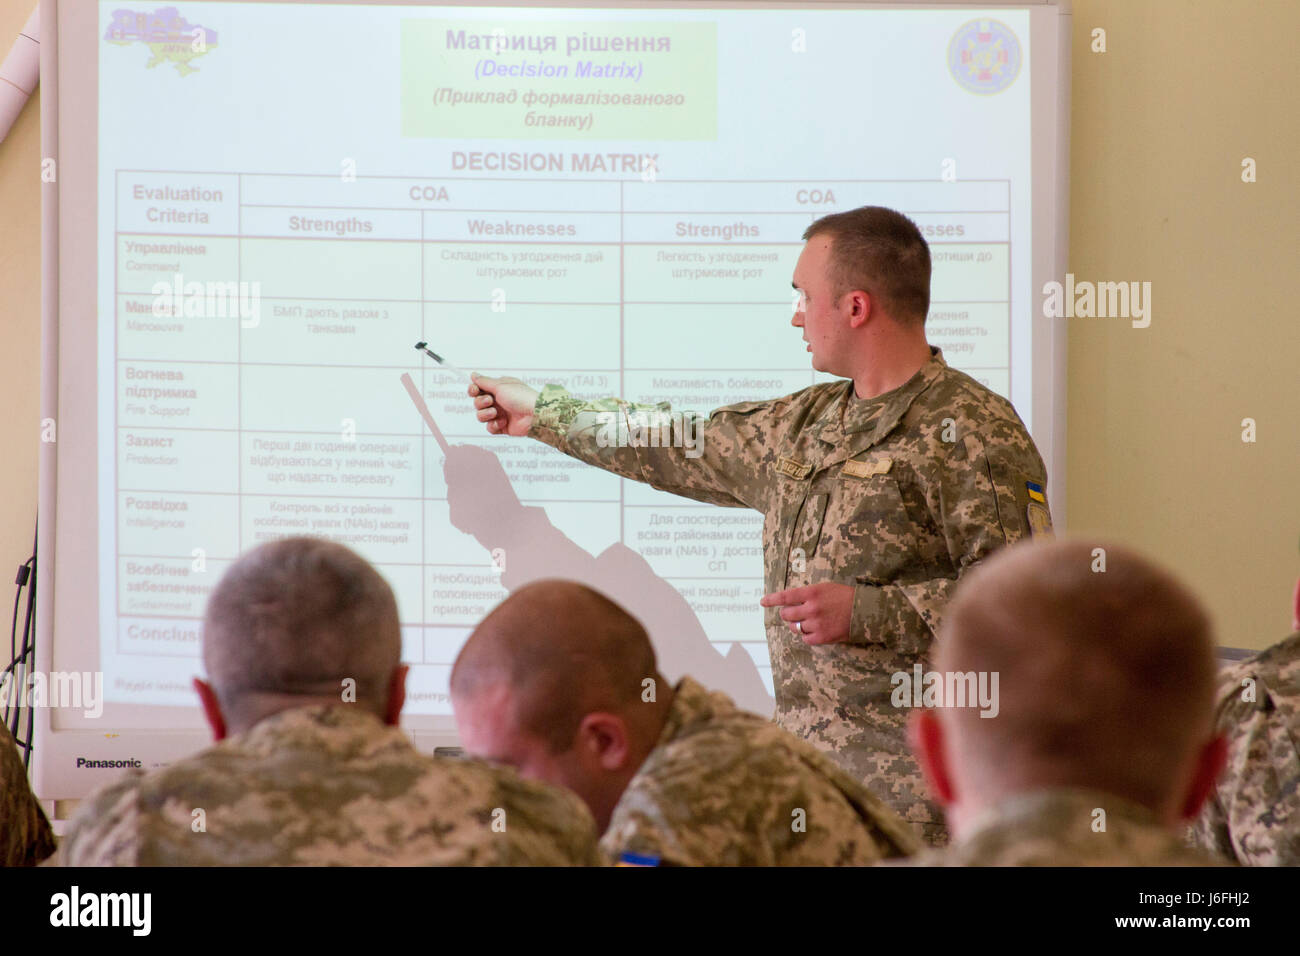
[[907, 539, 1230, 866], [58, 537, 601, 866], [451, 580, 920, 866]]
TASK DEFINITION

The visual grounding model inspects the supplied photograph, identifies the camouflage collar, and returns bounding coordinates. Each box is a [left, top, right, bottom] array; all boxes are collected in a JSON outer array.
[[961, 786, 1165, 842], [237, 704, 393, 753], [814, 346, 948, 442], [807, 347, 949, 475], [657, 675, 730, 746]]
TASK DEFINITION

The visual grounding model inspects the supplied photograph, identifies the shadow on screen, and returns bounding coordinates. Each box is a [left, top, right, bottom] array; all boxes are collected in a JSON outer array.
[[400, 373, 774, 716]]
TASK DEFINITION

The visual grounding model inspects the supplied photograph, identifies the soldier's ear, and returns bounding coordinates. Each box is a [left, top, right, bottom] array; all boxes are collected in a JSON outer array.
[[910, 709, 955, 806], [1178, 734, 1228, 822], [578, 712, 631, 771], [846, 289, 872, 329], [384, 665, 409, 726], [1291, 575, 1299, 632], [193, 678, 227, 742]]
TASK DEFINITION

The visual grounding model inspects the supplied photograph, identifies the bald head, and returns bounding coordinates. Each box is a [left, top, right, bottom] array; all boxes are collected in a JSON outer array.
[[203, 536, 401, 728], [451, 580, 662, 752], [933, 539, 1218, 816]]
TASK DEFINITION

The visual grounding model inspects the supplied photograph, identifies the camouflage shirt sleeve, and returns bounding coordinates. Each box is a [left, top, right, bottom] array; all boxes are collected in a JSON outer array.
[[1, 725, 57, 866], [528, 384, 795, 511], [848, 416, 1050, 648], [600, 810, 692, 867]]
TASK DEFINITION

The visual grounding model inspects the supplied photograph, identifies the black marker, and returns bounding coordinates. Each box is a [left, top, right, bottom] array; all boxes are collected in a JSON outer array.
[[414, 341, 471, 381]]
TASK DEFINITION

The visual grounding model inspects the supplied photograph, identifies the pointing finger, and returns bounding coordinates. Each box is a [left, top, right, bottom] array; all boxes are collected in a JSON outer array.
[[760, 587, 807, 608]]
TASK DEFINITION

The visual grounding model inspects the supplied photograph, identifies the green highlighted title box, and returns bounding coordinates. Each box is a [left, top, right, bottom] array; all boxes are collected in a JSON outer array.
[[402, 19, 717, 140]]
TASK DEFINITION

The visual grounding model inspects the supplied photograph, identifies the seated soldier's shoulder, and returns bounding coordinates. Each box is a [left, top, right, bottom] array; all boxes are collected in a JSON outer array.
[[452, 756, 602, 865], [645, 684, 862, 805], [63, 713, 600, 865], [619, 689, 916, 864], [909, 789, 1231, 867], [1240, 633, 1300, 695], [1215, 635, 1300, 724]]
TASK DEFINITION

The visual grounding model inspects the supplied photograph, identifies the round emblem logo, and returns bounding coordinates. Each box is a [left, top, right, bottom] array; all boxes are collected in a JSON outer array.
[[948, 19, 1022, 95]]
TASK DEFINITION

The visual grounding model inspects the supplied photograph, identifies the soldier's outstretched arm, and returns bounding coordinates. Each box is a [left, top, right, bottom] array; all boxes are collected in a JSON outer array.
[[847, 420, 1052, 653], [470, 373, 793, 511]]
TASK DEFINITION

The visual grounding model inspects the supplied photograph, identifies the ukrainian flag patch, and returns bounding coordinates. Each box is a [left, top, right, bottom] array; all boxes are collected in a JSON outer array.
[[1025, 480, 1046, 503], [617, 852, 661, 867]]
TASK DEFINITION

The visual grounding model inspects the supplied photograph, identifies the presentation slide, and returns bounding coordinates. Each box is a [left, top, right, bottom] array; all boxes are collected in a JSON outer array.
[[95, 2, 1034, 722]]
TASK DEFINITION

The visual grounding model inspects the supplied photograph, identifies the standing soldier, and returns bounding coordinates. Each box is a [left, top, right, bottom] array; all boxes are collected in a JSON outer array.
[[469, 206, 1052, 845]]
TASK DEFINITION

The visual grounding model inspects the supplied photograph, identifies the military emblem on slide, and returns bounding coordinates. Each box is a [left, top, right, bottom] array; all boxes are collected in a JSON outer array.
[[104, 6, 219, 77], [948, 19, 1021, 95]]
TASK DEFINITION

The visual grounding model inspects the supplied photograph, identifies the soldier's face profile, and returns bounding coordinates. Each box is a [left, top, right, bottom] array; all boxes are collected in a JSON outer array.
[[791, 237, 848, 376]]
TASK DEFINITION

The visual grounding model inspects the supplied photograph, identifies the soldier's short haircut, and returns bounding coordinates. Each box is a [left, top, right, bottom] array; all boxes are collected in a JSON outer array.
[[937, 539, 1217, 811], [803, 206, 931, 324], [203, 536, 401, 720], [451, 580, 659, 752]]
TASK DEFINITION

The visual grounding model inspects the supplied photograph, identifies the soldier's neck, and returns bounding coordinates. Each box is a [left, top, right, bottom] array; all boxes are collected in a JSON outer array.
[[851, 336, 933, 401]]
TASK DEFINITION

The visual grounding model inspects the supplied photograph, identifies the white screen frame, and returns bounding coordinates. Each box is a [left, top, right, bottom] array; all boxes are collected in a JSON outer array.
[[36, 0, 1070, 802]]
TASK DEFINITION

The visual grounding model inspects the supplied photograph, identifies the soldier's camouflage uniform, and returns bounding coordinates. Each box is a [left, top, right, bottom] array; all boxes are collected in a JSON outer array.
[[56, 705, 602, 866], [530, 347, 1051, 846], [906, 788, 1229, 866], [1, 722, 56, 866], [602, 675, 920, 865], [1192, 632, 1300, 866]]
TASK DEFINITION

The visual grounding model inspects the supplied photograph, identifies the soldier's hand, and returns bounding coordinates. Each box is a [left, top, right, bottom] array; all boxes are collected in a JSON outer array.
[[760, 582, 855, 645], [469, 374, 539, 437]]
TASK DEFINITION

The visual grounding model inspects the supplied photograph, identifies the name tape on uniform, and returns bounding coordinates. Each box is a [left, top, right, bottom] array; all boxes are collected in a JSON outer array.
[[775, 456, 813, 480], [841, 457, 893, 480]]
